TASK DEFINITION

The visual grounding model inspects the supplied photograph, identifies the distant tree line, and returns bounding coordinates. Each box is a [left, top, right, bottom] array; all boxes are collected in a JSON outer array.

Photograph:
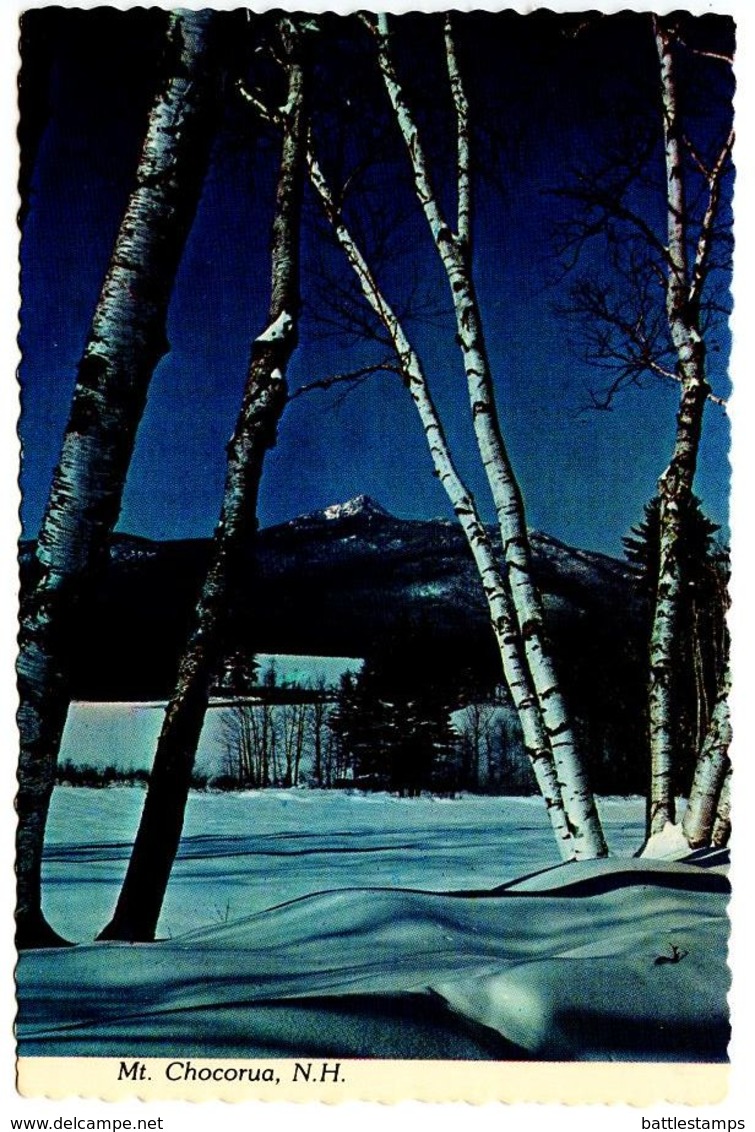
[[218, 670, 336, 791]]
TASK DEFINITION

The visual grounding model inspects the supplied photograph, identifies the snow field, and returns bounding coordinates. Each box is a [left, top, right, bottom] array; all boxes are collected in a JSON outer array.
[[18, 788, 729, 1062], [41, 788, 646, 940]]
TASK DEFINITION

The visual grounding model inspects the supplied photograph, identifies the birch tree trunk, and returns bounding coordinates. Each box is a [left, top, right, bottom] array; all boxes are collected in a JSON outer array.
[[98, 28, 306, 943], [711, 765, 731, 849], [647, 19, 731, 836], [366, 14, 606, 858], [307, 148, 573, 860], [16, 10, 221, 950], [681, 679, 731, 849]]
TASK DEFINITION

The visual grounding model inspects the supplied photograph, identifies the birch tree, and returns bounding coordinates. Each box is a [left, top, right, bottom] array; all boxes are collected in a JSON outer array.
[[362, 13, 607, 858], [98, 20, 307, 942], [623, 495, 728, 796], [307, 145, 573, 858], [16, 10, 222, 949], [711, 765, 731, 849], [681, 675, 731, 849], [546, 15, 732, 845], [647, 17, 733, 836], [220, 704, 259, 787], [307, 678, 332, 787]]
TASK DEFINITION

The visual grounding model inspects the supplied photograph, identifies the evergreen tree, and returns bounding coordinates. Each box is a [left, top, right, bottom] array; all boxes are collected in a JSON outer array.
[[329, 624, 460, 795]]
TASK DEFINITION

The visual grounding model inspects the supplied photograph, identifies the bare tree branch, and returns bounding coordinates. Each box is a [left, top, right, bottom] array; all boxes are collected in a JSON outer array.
[[560, 268, 728, 413], [289, 359, 400, 402], [673, 34, 734, 66], [236, 78, 278, 125], [550, 15, 731, 426], [552, 177, 670, 271], [690, 127, 735, 309]]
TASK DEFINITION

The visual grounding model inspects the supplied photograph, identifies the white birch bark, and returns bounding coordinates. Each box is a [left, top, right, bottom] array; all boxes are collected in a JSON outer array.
[[366, 13, 607, 858], [99, 25, 306, 942], [307, 147, 573, 859], [681, 680, 731, 849], [16, 10, 222, 949], [648, 20, 731, 835], [711, 765, 731, 848], [444, 15, 471, 251]]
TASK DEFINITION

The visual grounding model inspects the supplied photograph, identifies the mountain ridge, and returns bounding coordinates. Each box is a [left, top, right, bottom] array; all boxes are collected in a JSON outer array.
[[20, 495, 646, 701], [19, 496, 650, 787]]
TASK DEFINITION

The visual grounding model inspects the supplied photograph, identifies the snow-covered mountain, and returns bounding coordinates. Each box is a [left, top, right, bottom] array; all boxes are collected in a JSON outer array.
[[20, 497, 646, 709], [292, 493, 392, 526]]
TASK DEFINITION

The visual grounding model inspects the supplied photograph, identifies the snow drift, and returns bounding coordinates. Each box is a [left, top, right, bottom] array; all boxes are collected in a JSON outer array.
[[18, 828, 728, 1062]]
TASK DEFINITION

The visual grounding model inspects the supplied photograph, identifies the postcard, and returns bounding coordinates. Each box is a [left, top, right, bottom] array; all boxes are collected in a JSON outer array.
[[11, 0, 748, 1111]]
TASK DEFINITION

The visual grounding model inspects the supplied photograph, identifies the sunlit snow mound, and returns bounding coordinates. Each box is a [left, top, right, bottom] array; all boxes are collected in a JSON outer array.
[[17, 854, 729, 1062]]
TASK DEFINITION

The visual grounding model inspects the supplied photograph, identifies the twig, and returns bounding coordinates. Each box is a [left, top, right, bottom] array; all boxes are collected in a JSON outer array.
[[289, 359, 399, 402], [690, 128, 735, 309], [674, 35, 733, 66], [236, 79, 279, 125]]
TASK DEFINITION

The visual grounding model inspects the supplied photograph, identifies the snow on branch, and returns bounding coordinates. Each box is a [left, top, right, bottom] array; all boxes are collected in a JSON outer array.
[[255, 311, 293, 343]]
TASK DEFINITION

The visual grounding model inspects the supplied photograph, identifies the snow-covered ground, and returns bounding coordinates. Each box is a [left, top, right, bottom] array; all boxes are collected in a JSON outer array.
[[17, 789, 729, 1062], [40, 788, 646, 941]]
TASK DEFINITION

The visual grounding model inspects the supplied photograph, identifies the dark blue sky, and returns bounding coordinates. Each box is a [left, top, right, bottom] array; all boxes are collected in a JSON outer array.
[[18, 9, 733, 556]]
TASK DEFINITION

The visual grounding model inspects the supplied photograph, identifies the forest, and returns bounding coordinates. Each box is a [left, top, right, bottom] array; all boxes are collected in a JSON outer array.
[[15, 6, 735, 1071]]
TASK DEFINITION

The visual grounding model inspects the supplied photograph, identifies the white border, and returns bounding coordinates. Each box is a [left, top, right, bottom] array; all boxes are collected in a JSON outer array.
[[3, 2, 752, 1127]]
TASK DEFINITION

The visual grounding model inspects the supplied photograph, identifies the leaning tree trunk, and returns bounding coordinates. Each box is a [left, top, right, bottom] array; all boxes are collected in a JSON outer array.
[[307, 146, 574, 860], [647, 19, 722, 836], [366, 13, 606, 858], [16, 10, 222, 950], [681, 677, 731, 849], [98, 30, 305, 943]]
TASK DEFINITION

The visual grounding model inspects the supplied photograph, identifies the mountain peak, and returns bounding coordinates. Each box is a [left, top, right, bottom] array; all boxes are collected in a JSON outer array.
[[277, 495, 393, 534], [320, 495, 391, 521]]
